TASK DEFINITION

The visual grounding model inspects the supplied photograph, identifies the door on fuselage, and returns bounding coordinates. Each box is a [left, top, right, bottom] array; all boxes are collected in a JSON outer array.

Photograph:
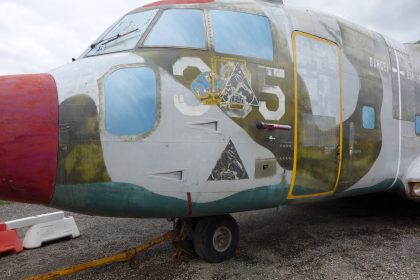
[[288, 31, 343, 199]]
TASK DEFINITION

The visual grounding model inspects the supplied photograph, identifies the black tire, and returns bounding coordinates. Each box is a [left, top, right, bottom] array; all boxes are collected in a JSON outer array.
[[193, 215, 239, 263]]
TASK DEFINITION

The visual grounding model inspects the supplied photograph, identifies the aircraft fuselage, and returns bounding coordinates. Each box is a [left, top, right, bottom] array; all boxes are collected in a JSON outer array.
[[1, 0, 420, 219]]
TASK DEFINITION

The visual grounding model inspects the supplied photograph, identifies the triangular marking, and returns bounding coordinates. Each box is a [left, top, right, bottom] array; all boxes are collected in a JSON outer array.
[[208, 140, 249, 181], [221, 64, 258, 106]]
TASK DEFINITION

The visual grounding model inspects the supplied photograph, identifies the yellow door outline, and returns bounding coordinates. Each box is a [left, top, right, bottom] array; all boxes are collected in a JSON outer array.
[[287, 31, 343, 200]]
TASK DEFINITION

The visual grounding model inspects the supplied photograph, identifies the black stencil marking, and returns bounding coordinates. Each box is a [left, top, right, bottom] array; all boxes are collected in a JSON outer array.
[[208, 140, 249, 181]]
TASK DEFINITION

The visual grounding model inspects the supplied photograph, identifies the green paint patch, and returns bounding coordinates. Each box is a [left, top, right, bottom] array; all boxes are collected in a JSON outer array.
[[64, 143, 111, 183], [57, 94, 111, 184], [50, 183, 289, 218], [49, 179, 401, 219]]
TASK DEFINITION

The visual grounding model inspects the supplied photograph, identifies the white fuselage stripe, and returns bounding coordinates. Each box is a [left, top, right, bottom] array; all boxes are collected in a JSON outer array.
[[390, 49, 402, 189]]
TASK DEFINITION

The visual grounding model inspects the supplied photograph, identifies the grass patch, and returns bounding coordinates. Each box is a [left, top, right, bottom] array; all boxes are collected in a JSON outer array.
[[0, 200, 10, 205]]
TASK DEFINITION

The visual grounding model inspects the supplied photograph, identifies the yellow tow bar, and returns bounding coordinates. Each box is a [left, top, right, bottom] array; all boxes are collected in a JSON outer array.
[[26, 231, 176, 280]]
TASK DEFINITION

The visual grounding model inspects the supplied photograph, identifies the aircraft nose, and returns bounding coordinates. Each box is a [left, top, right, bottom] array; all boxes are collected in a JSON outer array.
[[0, 74, 58, 204]]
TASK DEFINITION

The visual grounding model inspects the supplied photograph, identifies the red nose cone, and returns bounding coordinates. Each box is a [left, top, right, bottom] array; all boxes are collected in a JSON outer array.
[[0, 74, 58, 204]]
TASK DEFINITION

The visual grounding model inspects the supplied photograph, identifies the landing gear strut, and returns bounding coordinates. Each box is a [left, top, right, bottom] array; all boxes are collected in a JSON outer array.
[[173, 214, 239, 263]]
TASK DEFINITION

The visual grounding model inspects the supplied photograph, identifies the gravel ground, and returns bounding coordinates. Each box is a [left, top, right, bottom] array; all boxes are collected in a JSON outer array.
[[0, 192, 419, 280]]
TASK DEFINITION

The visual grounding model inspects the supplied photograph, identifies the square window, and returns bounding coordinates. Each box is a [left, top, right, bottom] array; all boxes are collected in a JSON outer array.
[[362, 106, 375, 130], [416, 116, 420, 135], [211, 10, 274, 61], [144, 9, 206, 49], [105, 67, 157, 136]]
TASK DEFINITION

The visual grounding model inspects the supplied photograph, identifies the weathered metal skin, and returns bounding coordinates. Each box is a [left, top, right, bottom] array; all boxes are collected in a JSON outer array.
[[3, 0, 420, 217]]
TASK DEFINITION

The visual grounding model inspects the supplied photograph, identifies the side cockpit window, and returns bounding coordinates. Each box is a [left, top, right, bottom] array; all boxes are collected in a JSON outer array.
[[211, 10, 274, 61], [87, 9, 158, 56], [144, 9, 206, 49], [105, 67, 157, 136]]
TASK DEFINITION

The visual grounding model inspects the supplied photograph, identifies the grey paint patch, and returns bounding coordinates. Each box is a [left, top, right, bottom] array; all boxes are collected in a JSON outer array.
[[341, 53, 361, 122], [263, 5, 294, 62]]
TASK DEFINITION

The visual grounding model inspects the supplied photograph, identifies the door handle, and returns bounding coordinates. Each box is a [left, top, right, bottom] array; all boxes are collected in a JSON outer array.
[[256, 121, 292, 131]]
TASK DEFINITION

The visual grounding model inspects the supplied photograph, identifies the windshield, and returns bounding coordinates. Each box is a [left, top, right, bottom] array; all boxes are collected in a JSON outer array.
[[211, 10, 274, 61], [87, 9, 158, 56], [143, 9, 206, 49]]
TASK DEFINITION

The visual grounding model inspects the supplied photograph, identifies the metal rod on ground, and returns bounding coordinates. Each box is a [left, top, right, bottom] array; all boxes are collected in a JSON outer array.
[[26, 231, 176, 280]]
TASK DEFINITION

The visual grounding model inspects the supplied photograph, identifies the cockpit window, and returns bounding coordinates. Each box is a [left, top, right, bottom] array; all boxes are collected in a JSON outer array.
[[143, 9, 206, 49], [87, 9, 158, 56], [211, 10, 274, 61], [105, 67, 157, 136]]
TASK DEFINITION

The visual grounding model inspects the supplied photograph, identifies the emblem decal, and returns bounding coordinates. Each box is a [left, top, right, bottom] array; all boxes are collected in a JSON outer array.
[[191, 71, 223, 104], [221, 63, 258, 106], [208, 140, 249, 181], [217, 62, 258, 118]]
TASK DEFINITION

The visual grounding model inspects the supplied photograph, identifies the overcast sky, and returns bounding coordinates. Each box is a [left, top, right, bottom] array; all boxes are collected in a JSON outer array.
[[0, 0, 419, 75]]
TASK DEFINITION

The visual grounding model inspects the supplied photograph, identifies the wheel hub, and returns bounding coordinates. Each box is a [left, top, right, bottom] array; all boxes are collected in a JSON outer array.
[[212, 226, 232, 252]]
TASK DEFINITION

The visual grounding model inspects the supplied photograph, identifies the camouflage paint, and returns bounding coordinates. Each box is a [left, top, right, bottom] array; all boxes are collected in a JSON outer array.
[[2, 0, 418, 217], [336, 21, 384, 191], [57, 94, 111, 185]]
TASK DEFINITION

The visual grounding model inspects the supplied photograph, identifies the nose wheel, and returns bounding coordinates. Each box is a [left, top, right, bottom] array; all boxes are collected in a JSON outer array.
[[192, 215, 239, 263], [172, 214, 239, 263]]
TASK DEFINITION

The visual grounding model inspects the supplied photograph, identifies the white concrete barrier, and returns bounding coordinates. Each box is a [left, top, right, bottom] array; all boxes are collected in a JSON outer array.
[[23, 216, 80, 249], [4, 212, 80, 250], [5, 212, 65, 230]]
